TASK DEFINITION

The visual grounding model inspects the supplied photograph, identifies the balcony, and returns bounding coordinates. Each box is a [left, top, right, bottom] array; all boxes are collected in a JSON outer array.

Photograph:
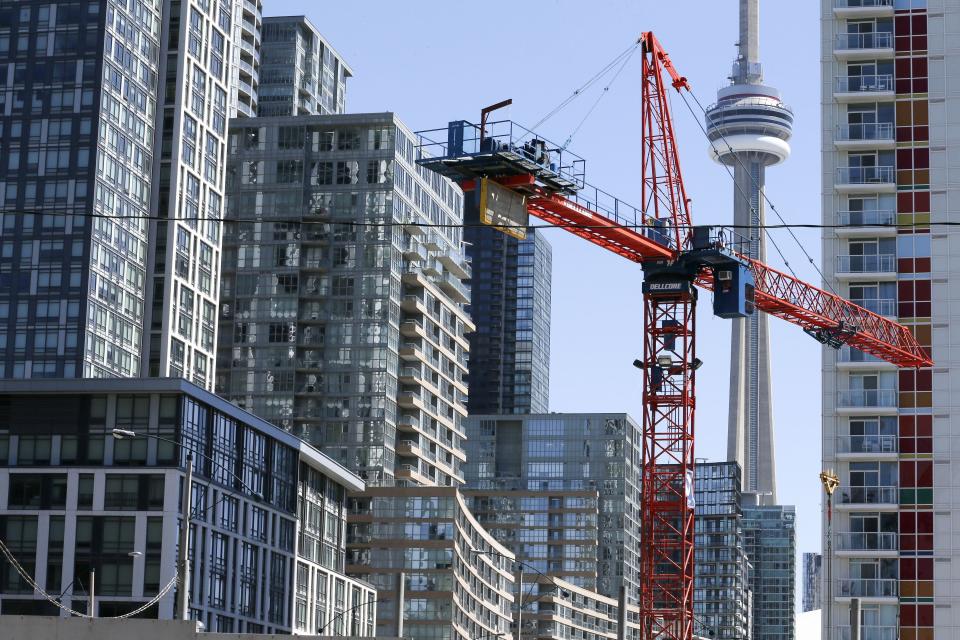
[[836, 434, 897, 456], [838, 627, 898, 640], [848, 298, 896, 317], [401, 294, 428, 315], [837, 389, 897, 408], [835, 209, 895, 237], [834, 75, 894, 103], [836, 346, 894, 369], [835, 254, 896, 277], [438, 273, 470, 304], [836, 578, 898, 599], [834, 32, 893, 60], [835, 123, 894, 150], [833, 0, 894, 18], [835, 166, 895, 193], [836, 531, 897, 553], [838, 485, 897, 507]]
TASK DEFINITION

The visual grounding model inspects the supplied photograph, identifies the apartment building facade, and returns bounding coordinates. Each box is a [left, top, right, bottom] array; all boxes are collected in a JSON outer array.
[[743, 503, 796, 640], [0, 378, 375, 635], [463, 413, 643, 604], [217, 113, 472, 488], [822, 1, 949, 639], [803, 552, 823, 612], [258, 16, 351, 118], [0, 0, 238, 390], [346, 486, 515, 640], [463, 223, 551, 415]]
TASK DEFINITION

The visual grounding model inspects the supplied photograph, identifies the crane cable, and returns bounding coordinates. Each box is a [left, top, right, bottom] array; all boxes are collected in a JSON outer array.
[[528, 41, 641, 133], [671, 88, 802, 282], [560, 43, 640, 150], [678, 88, 841, 295]]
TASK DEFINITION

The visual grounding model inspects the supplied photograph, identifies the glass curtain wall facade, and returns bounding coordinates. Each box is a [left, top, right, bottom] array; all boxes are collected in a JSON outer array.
[[803, 552, 822, 612], [346, 487, 515, 640], [743, 503, 796, 640], [821, 2, 953, 639], [463, 221, 551, 415], [218, 113, 472, 488], [693, 462, 752, 640], [463, 413, 643, 603], [0, 378, 375, 635], [258, 16, 351, 118], [0, 0, 236, 390]]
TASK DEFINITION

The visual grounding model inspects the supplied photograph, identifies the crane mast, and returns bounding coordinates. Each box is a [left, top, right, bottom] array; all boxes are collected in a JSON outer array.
[[415, 31, 931, 640]]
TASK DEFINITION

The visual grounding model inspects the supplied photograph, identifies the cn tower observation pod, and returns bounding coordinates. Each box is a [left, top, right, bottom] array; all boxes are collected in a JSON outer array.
[[705, 83, 793, 166]]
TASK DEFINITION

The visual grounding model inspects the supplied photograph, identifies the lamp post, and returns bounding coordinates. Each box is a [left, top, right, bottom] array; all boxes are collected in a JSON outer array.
[[820, 469, 840, 640], [469, 550, 570, 640], [111, 428, 262, 621]]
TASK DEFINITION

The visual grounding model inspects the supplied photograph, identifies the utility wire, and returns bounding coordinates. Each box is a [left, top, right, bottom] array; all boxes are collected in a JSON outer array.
[[673, 89, 801, 281], [681, 88, 841, 294], [0, 207, 941, 231]]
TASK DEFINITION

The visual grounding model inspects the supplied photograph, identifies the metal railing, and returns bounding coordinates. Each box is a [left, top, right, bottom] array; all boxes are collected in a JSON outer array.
[[837, 389, 897, 407], [836, 578, 898, 598], [838, 485, 898, 505], [836, 254, 896, 273], [836, 32, 893, 50], [834, 0, 893, 7], [836, 209, 895, 226], [834, 75, 894, 93], [837, 345, 886, 364], [849, 298, 896, 316], [836, 434, 897, 454], [836, 166, 895, 184], [838, 627, 898, 640], [836, 531, 897, 551], [836, 122, 894, 141]]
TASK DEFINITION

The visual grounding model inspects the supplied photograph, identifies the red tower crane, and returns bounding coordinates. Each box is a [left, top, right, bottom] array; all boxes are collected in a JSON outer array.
[[416, 32, 931, 640]]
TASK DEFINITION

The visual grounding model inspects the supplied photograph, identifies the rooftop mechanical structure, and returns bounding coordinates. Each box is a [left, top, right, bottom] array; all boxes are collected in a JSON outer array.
[[704, 0, 793, 506]]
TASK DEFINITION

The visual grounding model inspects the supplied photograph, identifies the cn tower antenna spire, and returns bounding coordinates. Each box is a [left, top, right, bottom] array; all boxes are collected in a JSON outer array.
[[706, 0, 792, 506]]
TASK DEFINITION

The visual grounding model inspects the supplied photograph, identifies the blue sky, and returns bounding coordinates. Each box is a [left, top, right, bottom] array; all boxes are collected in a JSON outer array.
[[267, 0, 823, 607]]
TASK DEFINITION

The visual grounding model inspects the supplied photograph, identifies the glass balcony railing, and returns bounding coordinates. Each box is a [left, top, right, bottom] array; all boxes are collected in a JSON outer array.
[[834, 0, 893, 7], [837, 346, 886, 364], [836, 166, 895, 184], [836, 122, 894, 142], [836, 254, 896, 273], [836, 531, 898, 551], [836, 578, 898, 598], [836, 32, 893, 50], [849, 298, 896, 316], [837, 388, 897, 407], [839, 628, 898, 640], [835, 75, 894, 93], [838, 485, 898, 505], [836, 434, 897, 454], [836, 209, 895, 226]]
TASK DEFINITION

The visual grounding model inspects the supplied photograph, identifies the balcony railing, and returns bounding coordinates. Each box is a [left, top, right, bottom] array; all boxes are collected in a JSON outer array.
[[836, 210, 895, 226], [836, 578, 898, 598], [848, 298, 896, 316], [836, 531, 897, 551], [834, 0, 893, 7], [838, 627, 898, 640], [838, 485, 898, 505], [836, 254, 896, 273], [836, 122, 894, 142], [836, 434, 897, 454], [836, 166, 895, 184], [837, 389, 896, 407], [834, 75, 894, 93], [837, 346, 886, 364], [836, 32, 893, 50]]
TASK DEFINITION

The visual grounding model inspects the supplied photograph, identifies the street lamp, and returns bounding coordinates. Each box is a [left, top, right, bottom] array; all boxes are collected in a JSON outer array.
[[111, 428, 262, 620], [469, 550, 570, 640]]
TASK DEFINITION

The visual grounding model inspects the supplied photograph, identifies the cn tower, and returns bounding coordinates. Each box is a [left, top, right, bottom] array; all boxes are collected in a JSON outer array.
[[705, 0, 792, 505]]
